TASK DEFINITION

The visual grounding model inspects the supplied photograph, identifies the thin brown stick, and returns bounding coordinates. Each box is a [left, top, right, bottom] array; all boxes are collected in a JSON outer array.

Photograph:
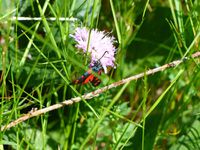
[[1, 52, 200, 131]]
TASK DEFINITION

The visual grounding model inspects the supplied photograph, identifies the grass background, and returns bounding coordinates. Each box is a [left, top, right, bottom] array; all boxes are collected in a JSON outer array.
[[0, 0, 200, 149]]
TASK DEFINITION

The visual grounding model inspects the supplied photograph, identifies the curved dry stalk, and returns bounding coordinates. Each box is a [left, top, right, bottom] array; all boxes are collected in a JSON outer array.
[[1, 52, 200, 131]]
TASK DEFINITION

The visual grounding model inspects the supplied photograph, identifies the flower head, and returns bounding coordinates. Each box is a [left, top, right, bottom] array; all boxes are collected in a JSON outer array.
[[71, 27, 116, 73]]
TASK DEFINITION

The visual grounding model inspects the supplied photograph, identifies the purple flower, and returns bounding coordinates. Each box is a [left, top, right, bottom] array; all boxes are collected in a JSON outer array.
[[71, 27, 116, 73]]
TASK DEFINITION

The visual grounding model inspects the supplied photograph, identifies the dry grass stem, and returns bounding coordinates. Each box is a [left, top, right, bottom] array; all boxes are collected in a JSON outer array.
[[1, 51, 200, 131]]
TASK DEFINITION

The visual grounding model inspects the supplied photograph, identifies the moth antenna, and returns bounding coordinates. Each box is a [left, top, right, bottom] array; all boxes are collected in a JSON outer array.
[[98, 51, 109, 61]]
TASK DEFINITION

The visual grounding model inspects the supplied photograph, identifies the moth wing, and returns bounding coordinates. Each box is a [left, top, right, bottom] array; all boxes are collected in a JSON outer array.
[[91, 69, 102, 86], [91, 77, 101, 86], [72, 70, 92, 85], [83, 74, 95, 84]]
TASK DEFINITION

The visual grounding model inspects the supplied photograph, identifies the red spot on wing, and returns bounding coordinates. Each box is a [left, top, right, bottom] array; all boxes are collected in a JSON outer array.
[[82, 74, 95, 84], [71, 66, 102, 86], [90, 70, 102, 86], [91, 77, 101, 86]]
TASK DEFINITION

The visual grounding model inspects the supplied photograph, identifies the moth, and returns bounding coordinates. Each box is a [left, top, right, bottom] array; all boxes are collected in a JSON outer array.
[[72, 61, 102, 86], [72, 51, 108, 86]]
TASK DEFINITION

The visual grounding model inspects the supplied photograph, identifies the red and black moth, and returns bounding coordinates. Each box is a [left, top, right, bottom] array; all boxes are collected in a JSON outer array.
[[71, 51, 108, 86], [72, 61, 102, 86]]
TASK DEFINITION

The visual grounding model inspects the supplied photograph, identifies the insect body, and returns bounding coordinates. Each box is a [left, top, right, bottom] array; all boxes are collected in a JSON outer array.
[[72, 51, 109, 86], [72, 61, 102, 86]]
